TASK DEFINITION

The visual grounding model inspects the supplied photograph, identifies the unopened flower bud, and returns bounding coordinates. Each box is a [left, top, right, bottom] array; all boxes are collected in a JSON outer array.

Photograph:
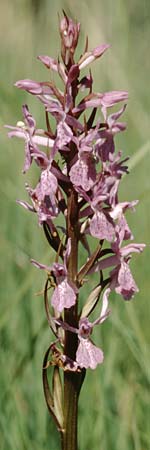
[[15, 79, 53, 95], [59, 12, 80, 65]]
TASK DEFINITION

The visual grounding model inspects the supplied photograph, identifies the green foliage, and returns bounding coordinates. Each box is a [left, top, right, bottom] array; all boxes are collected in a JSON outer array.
[[0, 1, 150, 449]]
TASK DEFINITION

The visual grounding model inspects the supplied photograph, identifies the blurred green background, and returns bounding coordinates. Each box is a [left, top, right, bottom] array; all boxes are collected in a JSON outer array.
[[0, 1, 150, 449]]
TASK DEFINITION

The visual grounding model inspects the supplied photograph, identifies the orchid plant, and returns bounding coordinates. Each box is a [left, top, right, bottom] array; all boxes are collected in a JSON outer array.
[[6, 12, 145, 450]]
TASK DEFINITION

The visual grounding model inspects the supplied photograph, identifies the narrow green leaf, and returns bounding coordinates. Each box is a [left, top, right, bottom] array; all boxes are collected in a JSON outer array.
[[44, 279, 57, 337], [42, 346, 63, 432], [43, 346, 54, 411], [53, 366, 64, 429], [81, 284, 102, 318], [77, 243, 102, 285]]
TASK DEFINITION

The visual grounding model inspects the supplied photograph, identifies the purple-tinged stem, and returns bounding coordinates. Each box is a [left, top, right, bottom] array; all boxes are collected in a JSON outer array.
[[62, 188, 83, 450]]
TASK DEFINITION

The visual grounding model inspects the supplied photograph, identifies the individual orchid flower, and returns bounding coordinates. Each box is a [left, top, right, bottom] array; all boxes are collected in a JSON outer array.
[[76, 288, 110, 369], [55, 287, 110, 369], [75, 177, 116, 241], [69, 123, 102, 191], [95, 104, 127, 161], [31, 239, 78, 312], [17, 167, 59, 224], [15, 79, 54, 95], [72, 90, 128, 115], [90, 217, 145, 300], [50, 262, 77, 312], [5, 105, 53, 172], [110, 259, 139, 300], [109, 219, 145, 299], [37, 55, 68, 84], [102, 151, 129, 206], [76, 318, 104, 369]]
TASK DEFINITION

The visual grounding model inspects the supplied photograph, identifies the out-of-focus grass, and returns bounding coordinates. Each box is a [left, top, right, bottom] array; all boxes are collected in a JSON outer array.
[[0, 1, 150, 449]]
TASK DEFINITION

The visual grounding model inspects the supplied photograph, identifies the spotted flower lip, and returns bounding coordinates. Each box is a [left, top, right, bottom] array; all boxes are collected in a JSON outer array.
[[76, 338, 104, 369], [90, 210, 115, 241], [51, 268, 77, 312], [69, 152, 97, 191]]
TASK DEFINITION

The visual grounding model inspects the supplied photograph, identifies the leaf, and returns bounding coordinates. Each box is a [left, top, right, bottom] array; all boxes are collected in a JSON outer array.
[[44, 279, 58, 337], [42, 346, 54, 412], [42, 346, 63, 433], [81, 284, 102, 318], [77, 243, 102, 285], [53, 367, 64, 428], [43, 221, 64, 258], [79, 234, 91, 256]]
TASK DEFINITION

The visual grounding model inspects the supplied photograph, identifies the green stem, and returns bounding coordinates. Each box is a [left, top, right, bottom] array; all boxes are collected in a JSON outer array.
[[63, 372, 78, 450]]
